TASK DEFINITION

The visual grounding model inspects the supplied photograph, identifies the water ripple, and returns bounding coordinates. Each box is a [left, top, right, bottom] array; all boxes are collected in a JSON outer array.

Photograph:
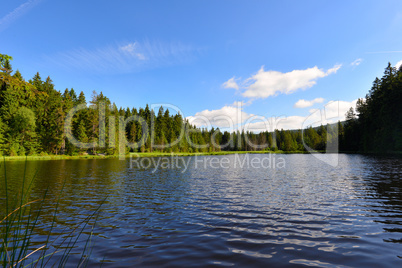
[[1, 154, 402, 267]]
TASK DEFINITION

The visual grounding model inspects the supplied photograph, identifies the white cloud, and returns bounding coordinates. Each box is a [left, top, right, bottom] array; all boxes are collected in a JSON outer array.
[[351, 58, 363, 67], [294, 97, 325, 108], [222, 77, 239, 90], [0, 0, 42, 32], [324, 99, 358, 119], [277, 99, 358, 130], [395, 60, 402, 70], [188, 99, 358, 132], [47, 40, 198, 74], [187, 102, 254, 129], [241, 64, 341, 99]]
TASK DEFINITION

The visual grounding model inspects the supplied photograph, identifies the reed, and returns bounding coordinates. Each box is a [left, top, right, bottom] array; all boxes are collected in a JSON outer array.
[[0, 158, 103, 267]]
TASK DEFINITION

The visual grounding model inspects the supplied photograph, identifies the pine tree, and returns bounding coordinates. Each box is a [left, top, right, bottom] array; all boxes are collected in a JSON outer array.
[[11, 107, 36, 155], [78, 91, 86, 104], [12, 70, 23, 80], [34, 76, 65, 154], [76, 119, 89, 154], [30, 72, 44, 91], [69, 88, 78, 104]]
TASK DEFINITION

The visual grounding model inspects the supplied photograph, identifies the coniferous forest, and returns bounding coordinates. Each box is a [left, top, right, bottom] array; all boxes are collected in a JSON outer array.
[[0, 54, 401, 156]]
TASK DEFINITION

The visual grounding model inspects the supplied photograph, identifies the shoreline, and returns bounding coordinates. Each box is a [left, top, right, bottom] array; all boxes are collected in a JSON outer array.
[[1, 150, 400, 162], [0, 151, 310, 161]]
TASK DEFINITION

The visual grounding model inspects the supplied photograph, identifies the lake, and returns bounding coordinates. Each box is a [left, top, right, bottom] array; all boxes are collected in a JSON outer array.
[[1, 154, 402, 267]]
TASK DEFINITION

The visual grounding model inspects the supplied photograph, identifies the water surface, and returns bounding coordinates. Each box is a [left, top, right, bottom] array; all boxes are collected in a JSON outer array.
[[1, 154, 402, 267]]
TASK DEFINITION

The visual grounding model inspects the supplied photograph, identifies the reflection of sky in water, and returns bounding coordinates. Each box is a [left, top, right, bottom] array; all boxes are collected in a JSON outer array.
[[1, 154, 401, 267]]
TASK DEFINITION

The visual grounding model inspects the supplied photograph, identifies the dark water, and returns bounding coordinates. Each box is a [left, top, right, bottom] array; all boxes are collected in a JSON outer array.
[[1, 154, 402, 267]]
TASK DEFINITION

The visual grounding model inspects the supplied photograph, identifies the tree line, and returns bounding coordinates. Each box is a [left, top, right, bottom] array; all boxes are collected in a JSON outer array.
[[0, 54, 400, 156], [342, 63, 402, 152]]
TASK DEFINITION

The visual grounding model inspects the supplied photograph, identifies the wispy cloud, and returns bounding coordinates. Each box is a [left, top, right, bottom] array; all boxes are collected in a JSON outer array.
[[0, 0, 42, 32], [119, 43, 146, 60], [351, 58, 363, 67], [294, 98, 324, 108], [222, 77, 239, 90], [240, 64, 341, 99], [46, 40, 200, 74]]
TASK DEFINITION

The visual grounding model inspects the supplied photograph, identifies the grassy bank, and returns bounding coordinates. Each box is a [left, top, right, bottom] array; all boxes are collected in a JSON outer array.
[[1, 151, 314, 161], [4, 150, 399, 162], [128, 150, 313, 158], [1, 154, 116, 161]]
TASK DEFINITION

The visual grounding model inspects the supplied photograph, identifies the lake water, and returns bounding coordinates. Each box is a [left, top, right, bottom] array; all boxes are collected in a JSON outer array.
[[1, 154, 402, 267]]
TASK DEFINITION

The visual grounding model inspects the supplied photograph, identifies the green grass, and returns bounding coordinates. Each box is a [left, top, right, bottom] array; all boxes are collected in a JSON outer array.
[[1, 154, 115, 161], [0, 150, 319, 162], [128, 150, 314, 158], [4, 149, 397, 162], [0, 160, 103, 267]]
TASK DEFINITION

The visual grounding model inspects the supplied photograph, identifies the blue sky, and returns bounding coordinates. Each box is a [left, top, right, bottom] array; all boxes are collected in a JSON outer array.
[[1, 0, 402, 130]]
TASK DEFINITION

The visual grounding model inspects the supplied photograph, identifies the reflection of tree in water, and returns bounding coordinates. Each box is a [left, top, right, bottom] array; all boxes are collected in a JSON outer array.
[[363, 156, 402, 244], [0, 159, 127, 239], [0, 159, 116, 266]]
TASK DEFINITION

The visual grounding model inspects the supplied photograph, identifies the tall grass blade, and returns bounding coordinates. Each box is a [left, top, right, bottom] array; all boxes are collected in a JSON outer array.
[[0, 160, 104, 267]]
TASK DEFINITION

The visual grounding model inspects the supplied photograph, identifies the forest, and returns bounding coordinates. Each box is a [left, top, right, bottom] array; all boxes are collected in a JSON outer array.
[[0, 53, 401, 156]]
